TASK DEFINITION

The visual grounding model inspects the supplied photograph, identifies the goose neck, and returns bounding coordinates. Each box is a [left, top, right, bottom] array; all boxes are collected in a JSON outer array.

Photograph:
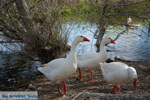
[[71, 40, 79, 52], [100, 41, 105, 51]]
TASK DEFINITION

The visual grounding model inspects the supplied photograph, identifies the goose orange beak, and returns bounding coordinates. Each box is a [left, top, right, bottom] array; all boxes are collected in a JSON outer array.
[[83, 37, 90, 42], [111, 39, 115, 44], [133, 79, 136, 87]]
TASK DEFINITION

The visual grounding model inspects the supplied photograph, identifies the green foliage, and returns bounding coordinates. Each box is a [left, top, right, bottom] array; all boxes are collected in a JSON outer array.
[[59, 0, 101, 23], [59, 0, 149, 25], [60, 0, 100, 16], [29, 0, 37, 3], [60, 3, 73, 15]]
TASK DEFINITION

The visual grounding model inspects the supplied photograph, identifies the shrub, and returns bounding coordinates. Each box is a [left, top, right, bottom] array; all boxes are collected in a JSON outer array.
[[0, 0, 70, 63]]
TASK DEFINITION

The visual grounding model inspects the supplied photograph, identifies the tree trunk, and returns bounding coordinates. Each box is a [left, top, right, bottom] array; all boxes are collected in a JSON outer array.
[[96, 0, 109, 52], [14, 0, 37, 36], [96, 27, 105, 52], [148, 22, 150, 36], [14, 0, 43, 52]]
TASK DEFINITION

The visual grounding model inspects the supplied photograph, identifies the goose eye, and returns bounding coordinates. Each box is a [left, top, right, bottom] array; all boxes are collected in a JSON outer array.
[[80, 36, 83, 38], [109, 37, 111, 39]]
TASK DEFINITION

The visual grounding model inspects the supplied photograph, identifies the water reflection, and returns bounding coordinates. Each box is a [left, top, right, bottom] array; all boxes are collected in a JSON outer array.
[[0, 52, 41, 90]]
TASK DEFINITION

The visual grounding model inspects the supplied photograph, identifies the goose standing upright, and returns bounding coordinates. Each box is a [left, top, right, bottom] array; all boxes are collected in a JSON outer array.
[[38, 35, 90, 95], [77, 37, 115, 82], [100, 62, 137, 94]]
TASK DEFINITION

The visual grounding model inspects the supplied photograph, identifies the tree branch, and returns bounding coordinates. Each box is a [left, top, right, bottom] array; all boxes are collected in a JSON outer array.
[[108, 0, 147, 9]]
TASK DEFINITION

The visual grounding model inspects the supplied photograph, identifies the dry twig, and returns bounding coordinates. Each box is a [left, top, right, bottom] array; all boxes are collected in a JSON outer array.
[[72, 90, 86, 100]]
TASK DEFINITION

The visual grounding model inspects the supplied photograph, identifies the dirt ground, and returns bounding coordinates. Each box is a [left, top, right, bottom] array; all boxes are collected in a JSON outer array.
[[30, 60, 150, 100]]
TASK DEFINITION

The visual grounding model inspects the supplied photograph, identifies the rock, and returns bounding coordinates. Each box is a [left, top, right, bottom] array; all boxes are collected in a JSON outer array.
[[29, 83, 35, 89], [138, 65, 150, 72], [37, 87, 42, 90]]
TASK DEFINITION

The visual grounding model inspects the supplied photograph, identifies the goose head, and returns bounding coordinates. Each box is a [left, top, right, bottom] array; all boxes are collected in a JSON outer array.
[[102, 37, 115, 45], [75, 35, 90, 42], [127, 67, 137, 87], [71, 35, 90, 51]]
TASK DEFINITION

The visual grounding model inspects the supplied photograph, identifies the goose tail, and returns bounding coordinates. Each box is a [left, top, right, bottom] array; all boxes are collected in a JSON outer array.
[[38, 63, 48, 73]]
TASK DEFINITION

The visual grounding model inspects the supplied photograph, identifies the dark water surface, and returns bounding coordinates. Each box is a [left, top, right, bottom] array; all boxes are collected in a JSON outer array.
[[0, 36, 42, 89]]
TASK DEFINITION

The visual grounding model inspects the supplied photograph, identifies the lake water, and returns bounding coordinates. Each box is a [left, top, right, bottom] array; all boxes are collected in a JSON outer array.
[[0, 35, 42, 89], [64, 22, 150, 61]]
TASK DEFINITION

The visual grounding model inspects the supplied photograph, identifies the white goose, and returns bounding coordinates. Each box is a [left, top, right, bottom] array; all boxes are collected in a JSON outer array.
[[100, 62, 137, 94], [77, 37, 115, 82], [38, 35, 90, 95], [127, 16, 132, 24]]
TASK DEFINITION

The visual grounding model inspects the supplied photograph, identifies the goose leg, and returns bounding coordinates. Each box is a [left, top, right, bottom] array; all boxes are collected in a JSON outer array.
[[57, 84, 63, 95], [112, 84, 123, 94], [112, 85, 118, 94], [62, 80, 67, 95], [118, 85, 123, 94], [78, 68, 82, 81], [90, 71, 98, 82]]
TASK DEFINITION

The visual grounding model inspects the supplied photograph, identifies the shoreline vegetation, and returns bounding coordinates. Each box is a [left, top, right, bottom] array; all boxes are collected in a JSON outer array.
[[60, 0, 149, 23]]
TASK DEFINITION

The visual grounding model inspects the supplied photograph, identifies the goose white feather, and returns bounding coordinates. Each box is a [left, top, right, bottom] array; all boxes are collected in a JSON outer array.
[[78, 37, 115, 69], [38, 35, 90, 95], [78, 48, 107, 69], [77, 37, 115, 82], [100, 62, 137, 94]]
